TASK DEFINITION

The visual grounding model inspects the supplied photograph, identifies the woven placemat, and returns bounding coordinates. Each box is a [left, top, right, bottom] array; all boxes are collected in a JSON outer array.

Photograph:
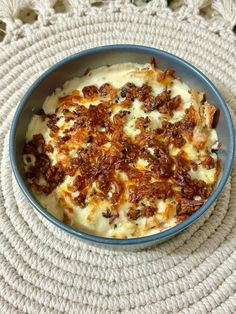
[[0, 0, 236, 313]]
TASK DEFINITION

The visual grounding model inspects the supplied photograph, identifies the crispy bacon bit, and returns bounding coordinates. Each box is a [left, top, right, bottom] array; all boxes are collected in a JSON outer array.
[[177, 198, 204, 215], [97, 172, 111, 195], [127, 206, 157, 220], [72, 155, 84, 166], [176, 213, 190, 223], [173, 134, 186, 148], [141, 206, 157, 217], [155, 90, 171, 109], [120, 83, 138, 99], [66, 153, 85, 177], [120, 99, 132, 108], [151, 161, 173, 179], [173, 169, 190, 187], [24, 142, 36, 155], [47, 114, 59, 132], [64, 127, 75, 135], [142, 96, 155, 112], [65, 167, 76, 177], [155, 107, 195, 141], [180, 106, 196, 135], [99, 83, 117, 98], [93, 132, 107, 145], [74, 119, 86, 129], [24, 134, 46, 155], [111, 179, 124, 204], [74, 175, 86, 190], [143, 90, 181, 115], [113, 113, 125, 127], [44, 144, 54, 153], [33, 134, 45, 153], [129, 182, 173, 203], [82, 103, 109, 131], [150, 182, 174, 199], [138, 84, 152, 102], [127, 207, 141, 220], [74, 194, 86, 207], [120, 140, 139, 163], [149, 144, 174, 178], [161, 95, 182, 114], [82, 85, 98, 99], [45, 164, 65, 186], [181, 178, 213, 199], [127, 168, 151, 182], [35, 153, 51, 174], [74, 104, 88, 115], [202, 155, 215, 169], [57, 135, 71, 145], [189, 160, 198, 171], [155, 121, 187, 148], [128, 185, 143, 203], [135, 117, 151, 130], [26, 165, 40, 180]]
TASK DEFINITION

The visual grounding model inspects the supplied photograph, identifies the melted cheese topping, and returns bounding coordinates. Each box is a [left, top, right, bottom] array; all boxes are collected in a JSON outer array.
[[24, 62, 219, 238]]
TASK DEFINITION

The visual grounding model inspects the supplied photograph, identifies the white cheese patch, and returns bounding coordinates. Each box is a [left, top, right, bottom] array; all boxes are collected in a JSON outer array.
[[169, 144, 180, 157], [183, 142, 199, 160], [156, 199, 167, 213], [171, 79, 191, 103], [207, 129, 218, 150], [169, 79, 191, 123], [43, 93, 58, 114], [26, 115, 49, 142], [135, 158, 149, 170], [190, 165, 216, 184]]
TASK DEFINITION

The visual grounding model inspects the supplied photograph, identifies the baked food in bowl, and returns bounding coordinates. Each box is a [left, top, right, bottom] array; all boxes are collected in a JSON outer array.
[[22, 61, 220, 238], [10, 45, 234, 249]]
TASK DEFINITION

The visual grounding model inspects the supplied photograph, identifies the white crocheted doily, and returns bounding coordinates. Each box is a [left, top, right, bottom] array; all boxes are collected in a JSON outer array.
[[0, 0, 235, 313]]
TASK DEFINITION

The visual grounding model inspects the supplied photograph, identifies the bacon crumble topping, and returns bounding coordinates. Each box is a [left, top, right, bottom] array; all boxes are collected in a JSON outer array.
[[23, 62, 220, 237]]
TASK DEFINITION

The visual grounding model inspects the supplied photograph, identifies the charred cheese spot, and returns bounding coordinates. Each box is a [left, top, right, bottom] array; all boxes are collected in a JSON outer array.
[[24, 62, 220, 238]]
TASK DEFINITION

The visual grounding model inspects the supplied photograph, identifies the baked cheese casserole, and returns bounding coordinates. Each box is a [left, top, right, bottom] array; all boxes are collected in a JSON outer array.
[[23, 61, 220, 238]]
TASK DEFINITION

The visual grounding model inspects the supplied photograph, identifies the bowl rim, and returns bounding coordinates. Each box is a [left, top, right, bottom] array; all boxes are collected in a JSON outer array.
[[9, 44, 235, 246]]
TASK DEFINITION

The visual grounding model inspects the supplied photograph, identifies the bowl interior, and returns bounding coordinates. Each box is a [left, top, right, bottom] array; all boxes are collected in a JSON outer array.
[[10, 45, 234, 247]]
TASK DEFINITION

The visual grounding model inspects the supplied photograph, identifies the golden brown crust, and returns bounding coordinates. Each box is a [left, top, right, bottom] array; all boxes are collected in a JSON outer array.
[[190, 89, 217, 129], [200, 102, 217, 128]]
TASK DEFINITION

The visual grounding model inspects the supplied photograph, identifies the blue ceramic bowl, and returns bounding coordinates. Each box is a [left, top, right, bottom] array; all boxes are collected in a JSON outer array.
[[10, 45, 234, 250]]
